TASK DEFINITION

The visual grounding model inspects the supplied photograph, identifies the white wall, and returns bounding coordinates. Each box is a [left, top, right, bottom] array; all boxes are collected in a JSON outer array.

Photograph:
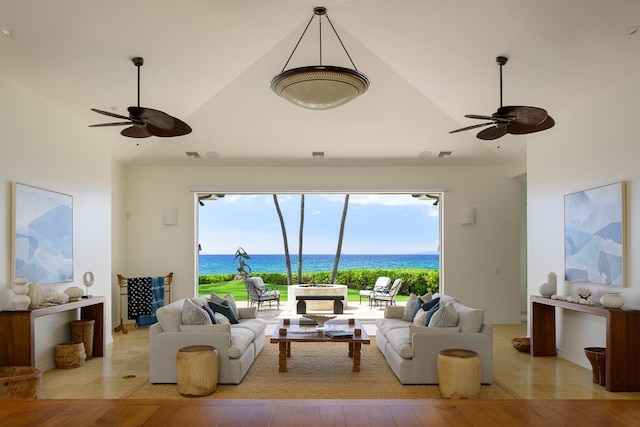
[[527, 79, 640, 369], [0, 73, 114, 370], [123, 165, 523, 325]]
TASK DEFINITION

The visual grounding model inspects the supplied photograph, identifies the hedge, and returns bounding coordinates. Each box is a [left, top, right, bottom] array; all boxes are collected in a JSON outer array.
[[199, 269, 440, 295]]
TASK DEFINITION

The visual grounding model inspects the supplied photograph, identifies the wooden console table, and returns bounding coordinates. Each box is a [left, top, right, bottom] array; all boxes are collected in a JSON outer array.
[[0, 296, 105, 367], [531, 295, 640, 392]]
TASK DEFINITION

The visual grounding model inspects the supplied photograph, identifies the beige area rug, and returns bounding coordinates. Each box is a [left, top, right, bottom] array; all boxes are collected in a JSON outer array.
[[127, 337, 520, 400]]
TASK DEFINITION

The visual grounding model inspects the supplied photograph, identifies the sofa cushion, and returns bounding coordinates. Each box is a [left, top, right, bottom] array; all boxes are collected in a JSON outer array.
[[452, 301, 485, 333], [428, 302, 459, 327], [208, 300, 239, 324], [234, 318, 266, 337], [179, 324, 231, 333], [408, 324, 460, 343], [156, 300, 183, 332], [376, 318, 411, 336], [228, 327, 255, 359], [385, 327, 413, 359], [182, 299, 213, 325]]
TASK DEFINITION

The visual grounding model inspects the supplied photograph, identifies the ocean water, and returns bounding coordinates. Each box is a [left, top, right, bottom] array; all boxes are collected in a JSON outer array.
[[199, 253, 439, 275]]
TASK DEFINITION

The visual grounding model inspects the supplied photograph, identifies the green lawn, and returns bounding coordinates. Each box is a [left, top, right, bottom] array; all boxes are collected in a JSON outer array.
[[199, 280, 409, 304]]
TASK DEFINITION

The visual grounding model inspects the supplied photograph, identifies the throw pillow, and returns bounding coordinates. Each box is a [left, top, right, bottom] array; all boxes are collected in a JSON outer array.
[[421, 297, 440, 312], [428, 302, 459, 327], [402, 293, 418, 321], [181, 299, 213, 325], [208, 300, 239, 324], [423, 302, 441, 326], [224, 293, 239, 319], [413, 308, 428, 326], [210, 292, 225, 304], [201, 303, 217, 324], [214, 313, 230, 324], [419, 292, 433, 303], [452, 301, 485, 333]]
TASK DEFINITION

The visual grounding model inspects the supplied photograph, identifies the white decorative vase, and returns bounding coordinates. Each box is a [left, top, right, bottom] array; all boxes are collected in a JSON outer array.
[[27, 283, 43, 307], [539, 282, 556, 297], [12, 276, 31, 310], [600, 292, 624, 309], [64, 286, 84, 301]]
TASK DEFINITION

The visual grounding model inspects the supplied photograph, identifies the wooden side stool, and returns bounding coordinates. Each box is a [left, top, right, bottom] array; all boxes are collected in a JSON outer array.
[[437, 348, 481, 398], [176, 345, 219, 397]]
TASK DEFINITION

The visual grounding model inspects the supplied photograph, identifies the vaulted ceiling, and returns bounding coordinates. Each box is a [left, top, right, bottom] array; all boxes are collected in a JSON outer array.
[[2, 0, 639, 167]]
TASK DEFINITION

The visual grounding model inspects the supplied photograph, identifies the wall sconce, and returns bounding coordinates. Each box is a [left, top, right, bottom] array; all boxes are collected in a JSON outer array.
[[162, 207, 178, 225], [459, 207, 476, 225]]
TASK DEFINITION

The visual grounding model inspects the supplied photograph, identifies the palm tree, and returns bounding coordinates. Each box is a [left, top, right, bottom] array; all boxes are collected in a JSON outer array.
[[297, 194, 305, 284], [331, 194, 350, 284], [273, 194, 293, 285]]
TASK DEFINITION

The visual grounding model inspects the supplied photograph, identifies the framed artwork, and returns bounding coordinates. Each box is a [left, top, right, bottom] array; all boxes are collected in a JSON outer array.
[[564, 181, 626, 286], [11, 183, 74, 285]]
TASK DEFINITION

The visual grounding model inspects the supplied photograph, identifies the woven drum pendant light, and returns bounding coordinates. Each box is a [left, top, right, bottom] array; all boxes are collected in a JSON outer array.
[[270, 6, 370, 110]]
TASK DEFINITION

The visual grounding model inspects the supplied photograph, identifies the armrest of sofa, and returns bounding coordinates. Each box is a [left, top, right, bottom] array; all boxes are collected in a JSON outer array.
[[237, 306, 257, 319], [384, 305, 405, 319]]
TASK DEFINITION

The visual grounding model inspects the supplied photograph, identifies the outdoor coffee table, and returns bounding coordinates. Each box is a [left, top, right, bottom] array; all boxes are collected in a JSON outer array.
[[270, 318, 370, 372]]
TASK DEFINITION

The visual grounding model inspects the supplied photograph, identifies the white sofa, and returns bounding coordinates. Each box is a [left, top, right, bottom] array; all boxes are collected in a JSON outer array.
[[375, 294, 493, 384], [149, 297, 267, 384]]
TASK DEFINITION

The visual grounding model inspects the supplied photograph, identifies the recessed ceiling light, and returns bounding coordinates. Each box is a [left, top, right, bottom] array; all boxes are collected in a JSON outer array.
[[186, 152, 200, 158], [438, 151, 453, 158], [0, 28, 12, 37], [312, 151, 325, 158], [628, 26, 640, 35], [418, 151, 432, 158], [206, 151, 220, 158]]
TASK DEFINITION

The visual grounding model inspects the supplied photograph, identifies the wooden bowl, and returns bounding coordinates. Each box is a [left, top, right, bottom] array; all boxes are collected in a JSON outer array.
[[511, 337, 531, 353]]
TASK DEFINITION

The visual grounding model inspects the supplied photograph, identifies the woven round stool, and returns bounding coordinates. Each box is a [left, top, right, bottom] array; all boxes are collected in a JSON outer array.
[[437, 348, 481, 399], [176, 345, 219, 397], [55, 342, 86, 369], [0, 366, 42, 399]]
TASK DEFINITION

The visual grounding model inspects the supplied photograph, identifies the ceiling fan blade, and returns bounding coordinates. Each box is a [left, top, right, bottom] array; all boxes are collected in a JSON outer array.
[[450, 122, 495, 134], [120, 125, 152, 138], [91, 108, 133, 121], [477, 124, 508, 140], [464, 114, 510, 123], [507, 116, 556, 135], [498, 106, 547, 126], [89, 122, 132, 127], [147, 120, 192, 137], [129, 107, 174, 129]]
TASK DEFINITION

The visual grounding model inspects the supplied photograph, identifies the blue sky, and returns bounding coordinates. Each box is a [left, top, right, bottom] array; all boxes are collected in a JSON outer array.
[[198, 194, 439, 255]]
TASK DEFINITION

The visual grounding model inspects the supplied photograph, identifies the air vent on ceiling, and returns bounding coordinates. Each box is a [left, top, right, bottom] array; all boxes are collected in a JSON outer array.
[[312, 151, 325, 158], [437, 151, 453, 158], [186, 152, 201, 158]]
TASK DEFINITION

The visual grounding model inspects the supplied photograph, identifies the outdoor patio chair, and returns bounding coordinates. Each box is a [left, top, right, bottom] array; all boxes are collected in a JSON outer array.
[[370, 278, 402, 308], [244, 277, 280, 310], [359, 276, 391, 305]]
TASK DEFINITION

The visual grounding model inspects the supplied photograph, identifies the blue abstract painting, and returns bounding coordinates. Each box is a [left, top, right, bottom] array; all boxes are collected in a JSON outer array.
[[564, 182, 625, 286], [12, 183, 73, 285]]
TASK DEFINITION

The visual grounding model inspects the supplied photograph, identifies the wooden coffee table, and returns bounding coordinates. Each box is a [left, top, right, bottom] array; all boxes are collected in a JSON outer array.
[[270, 318, 370, 372]]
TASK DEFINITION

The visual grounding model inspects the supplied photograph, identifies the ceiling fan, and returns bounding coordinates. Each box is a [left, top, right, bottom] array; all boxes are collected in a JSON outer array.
[[90, 57, 192, 138], [450, 56, 555, 141]]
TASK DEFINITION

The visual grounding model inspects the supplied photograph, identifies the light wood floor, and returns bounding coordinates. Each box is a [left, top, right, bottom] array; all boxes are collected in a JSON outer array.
[[2, 322, 639, 426]]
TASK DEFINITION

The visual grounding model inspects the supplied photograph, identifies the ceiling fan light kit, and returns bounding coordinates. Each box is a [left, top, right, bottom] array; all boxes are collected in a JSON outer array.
[[270, 6, 369, 110], [90, 57, 192, 138], [450, 55, 555, 141]]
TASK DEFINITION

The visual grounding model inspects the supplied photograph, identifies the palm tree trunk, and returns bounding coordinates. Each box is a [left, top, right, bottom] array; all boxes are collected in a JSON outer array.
[[331, 194, 349, 284], [273, 194, 293, 285], [297, 194, 305, 284]]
